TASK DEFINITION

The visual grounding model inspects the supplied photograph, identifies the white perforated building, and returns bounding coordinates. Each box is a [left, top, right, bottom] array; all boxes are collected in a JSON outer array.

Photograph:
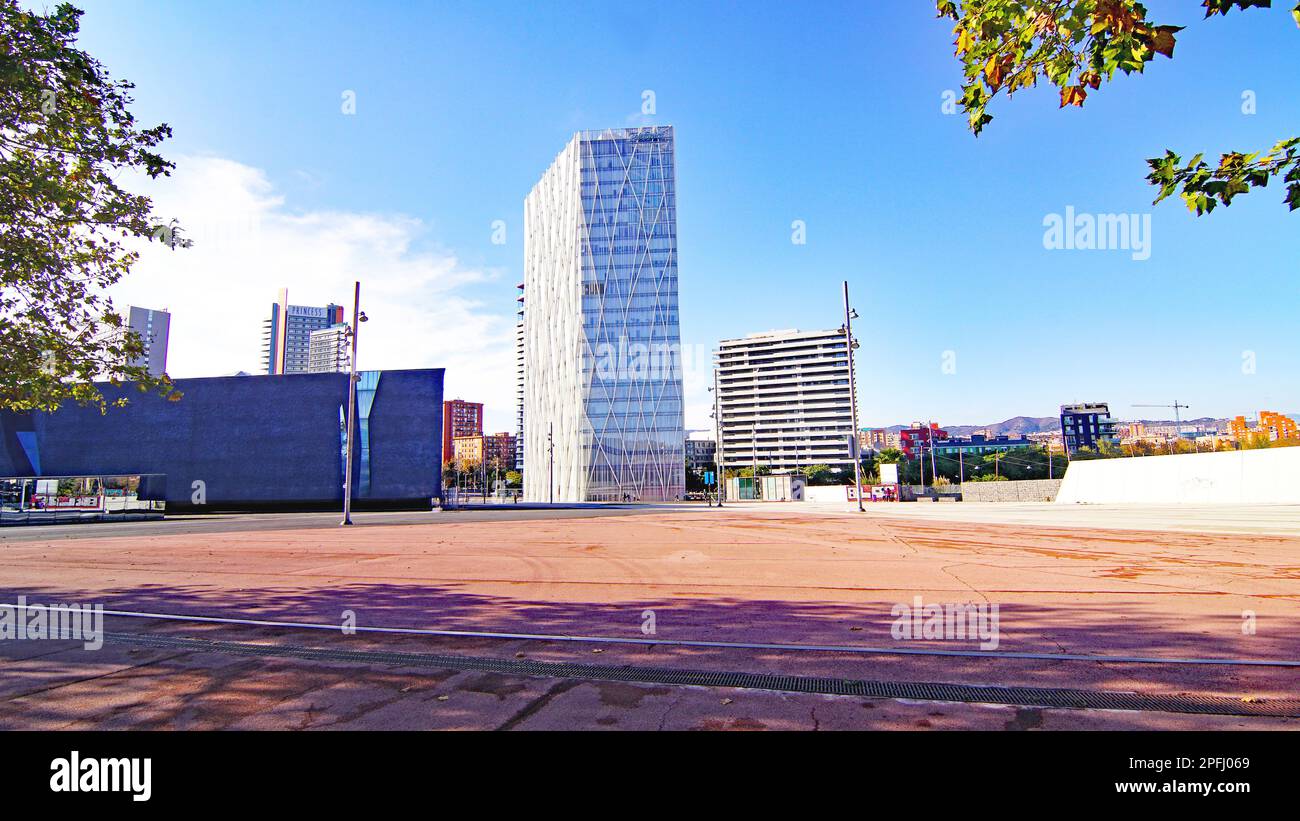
[[522, 126, 685, 502]]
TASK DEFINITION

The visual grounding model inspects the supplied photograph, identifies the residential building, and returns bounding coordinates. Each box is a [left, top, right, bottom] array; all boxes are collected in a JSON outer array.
[[307, 325, 350, 374], [484, 431, 517, 470], [1060, 402, 1119, 455], [1026, 430, 1064, 451], [523, 125, 685, 502], [126, 306, 170, 377], [442, 399, 484, 460], [452, 434, 484, 465], [1118, 421, 1147, 441], [1231, 411, 1299, 442], [685, 433, 717, 472], [859, 428, 896, 453], [1143, 423, 1183, 440], [1228, 416, 1250, 440], [899, 422, 947, 460], [261, 289, 344, 375], [933, 433, 1036, 458], [715, 328, 856, 473]]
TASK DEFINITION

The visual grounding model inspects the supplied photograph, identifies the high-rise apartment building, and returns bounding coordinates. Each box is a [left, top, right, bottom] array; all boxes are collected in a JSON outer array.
[[307, 325, 350, 374], [1060, 402, 1119, 455], [522, 126, 685, 502], [261, 289, 344, 375], [442, 399, 484, 461], [715, 329, 857, 473], [515, 282, 525, 471], [126, 306, 170, 376]]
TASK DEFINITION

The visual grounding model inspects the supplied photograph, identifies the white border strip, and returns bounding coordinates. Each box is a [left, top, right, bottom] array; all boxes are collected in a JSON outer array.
[[4, 604, 1291, 668]]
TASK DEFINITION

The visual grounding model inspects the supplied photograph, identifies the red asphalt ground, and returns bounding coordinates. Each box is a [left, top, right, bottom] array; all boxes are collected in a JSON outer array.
[[1, 507, 1297, 730]]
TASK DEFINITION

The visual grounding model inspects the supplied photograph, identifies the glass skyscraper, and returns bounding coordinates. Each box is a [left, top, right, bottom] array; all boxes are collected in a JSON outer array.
[[523, 126, 685, 502]]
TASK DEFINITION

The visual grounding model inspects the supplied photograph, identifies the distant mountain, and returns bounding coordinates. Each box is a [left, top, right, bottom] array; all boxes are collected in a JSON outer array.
[[868, 413, 1256, 436], [872, 416, 1060, 436], [959, 416, 1061, 437]]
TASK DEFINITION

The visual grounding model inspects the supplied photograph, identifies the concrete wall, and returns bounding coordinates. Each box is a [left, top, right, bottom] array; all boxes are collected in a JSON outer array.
[[960, 479, 1062, 503], [804, 484, 852, 503], [1055, 447, 1300, 504], [0, 369, 444, 508]]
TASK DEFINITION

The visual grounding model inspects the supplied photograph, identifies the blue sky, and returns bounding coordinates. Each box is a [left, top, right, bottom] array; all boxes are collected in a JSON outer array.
[[62, 0, 1300, 431]]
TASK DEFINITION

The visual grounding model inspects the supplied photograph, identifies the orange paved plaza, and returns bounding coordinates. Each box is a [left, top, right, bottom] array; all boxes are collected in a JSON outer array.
[[1, 506, 1297, 729]]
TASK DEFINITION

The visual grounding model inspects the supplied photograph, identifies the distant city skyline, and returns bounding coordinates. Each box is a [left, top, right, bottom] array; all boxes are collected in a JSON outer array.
[[82, 0, 1300, 432]]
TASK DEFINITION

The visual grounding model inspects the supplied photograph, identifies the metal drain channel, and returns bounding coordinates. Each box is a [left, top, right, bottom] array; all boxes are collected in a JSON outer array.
[[105, 631, 1300, 718]]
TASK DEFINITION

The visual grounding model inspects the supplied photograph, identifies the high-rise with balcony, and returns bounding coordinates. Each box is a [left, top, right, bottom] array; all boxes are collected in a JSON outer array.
[[522, 126, 684, 502], [307, 325, 350, 374], [1060, 402, 1118, 454], [715, 329, 856, 473]]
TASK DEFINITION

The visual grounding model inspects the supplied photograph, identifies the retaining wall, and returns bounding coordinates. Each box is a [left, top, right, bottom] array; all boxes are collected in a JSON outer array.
[[1055, 446, 1300, 504], [960, 479, 1062, 503]]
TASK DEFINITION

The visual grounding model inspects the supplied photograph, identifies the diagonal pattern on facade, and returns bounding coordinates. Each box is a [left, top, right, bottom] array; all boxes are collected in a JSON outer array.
[[523, 126, 685, 502]]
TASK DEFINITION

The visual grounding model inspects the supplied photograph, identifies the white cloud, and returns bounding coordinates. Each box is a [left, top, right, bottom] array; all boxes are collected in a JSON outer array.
[[110, 154, 516, 430]]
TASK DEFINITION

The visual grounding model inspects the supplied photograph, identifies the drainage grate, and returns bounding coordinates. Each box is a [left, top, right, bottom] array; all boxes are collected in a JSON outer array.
[[105, 631, 1300, 719]]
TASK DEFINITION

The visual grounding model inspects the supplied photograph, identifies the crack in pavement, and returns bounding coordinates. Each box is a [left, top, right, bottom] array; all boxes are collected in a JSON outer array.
[[1, 651, 189, 703], [495, 678, 580, 731]]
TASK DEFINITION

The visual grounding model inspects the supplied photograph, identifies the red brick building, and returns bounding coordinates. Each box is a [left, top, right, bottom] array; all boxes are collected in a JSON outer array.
[[442, 399, 483, 460], [484, 432, 517, 470]]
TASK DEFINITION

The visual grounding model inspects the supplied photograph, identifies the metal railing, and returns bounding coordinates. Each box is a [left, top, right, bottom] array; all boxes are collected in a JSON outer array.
[[1, 474, 165, 524]]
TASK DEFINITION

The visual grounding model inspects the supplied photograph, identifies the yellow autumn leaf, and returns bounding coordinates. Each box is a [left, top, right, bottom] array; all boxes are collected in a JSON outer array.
[[956, 29, 974, 55]]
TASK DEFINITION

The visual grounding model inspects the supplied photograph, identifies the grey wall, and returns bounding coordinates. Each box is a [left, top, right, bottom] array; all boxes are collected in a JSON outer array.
[[960, 479, 1062, 503]]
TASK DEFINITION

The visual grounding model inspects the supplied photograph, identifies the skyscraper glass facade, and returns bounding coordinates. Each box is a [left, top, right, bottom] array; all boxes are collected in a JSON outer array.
[[523, 126, 685, 502]]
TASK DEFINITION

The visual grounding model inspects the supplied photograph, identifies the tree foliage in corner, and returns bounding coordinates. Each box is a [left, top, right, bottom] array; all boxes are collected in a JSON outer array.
[[936, 0, 1300, 215], [1, 1, 184, 413]]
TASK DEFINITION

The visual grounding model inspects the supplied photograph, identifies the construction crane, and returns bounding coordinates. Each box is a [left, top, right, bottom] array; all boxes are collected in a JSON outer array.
[[1132, 401, 1191, 427], [1133, 401, 1195, 452]]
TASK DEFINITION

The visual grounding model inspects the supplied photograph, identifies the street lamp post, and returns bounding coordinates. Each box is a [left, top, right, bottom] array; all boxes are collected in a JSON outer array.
[[547, 422, 554, 504], [710, 365, 724, 507], [928, 421, 938, 486], [341, 281, 367, 526], [842, 281, 864, 512]]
